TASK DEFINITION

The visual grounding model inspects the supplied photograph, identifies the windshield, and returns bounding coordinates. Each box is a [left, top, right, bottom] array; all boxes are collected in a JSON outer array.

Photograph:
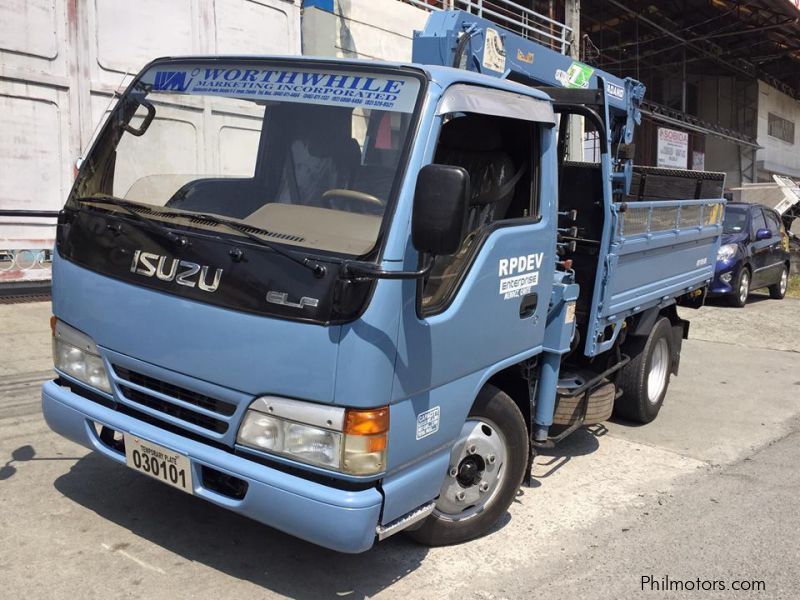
[[723, 208, 748, 234], [71, 61, 422, 256]]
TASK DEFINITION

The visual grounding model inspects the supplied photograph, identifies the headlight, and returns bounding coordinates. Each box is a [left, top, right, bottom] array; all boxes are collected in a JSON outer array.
[[237, 397, 388, 476], [52, 319, 112, 393], [717, 243, 737, 261]]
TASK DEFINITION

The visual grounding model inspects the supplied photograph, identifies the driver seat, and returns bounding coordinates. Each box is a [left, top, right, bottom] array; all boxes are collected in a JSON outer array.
[[435, 116, 520, 230]]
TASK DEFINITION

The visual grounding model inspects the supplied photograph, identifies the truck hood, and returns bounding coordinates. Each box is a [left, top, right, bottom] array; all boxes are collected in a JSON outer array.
[[52, 251, 340, 403]]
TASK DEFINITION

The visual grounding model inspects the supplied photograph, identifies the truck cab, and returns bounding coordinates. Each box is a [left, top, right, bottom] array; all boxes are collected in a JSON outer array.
[[43, 13, 724, 554]]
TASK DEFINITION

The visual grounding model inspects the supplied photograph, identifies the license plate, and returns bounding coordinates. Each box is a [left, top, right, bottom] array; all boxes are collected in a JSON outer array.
[[124, 434, 193, 494]]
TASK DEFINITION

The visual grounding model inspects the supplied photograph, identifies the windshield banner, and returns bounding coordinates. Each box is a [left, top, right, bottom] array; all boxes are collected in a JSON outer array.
[[140, 64, 420, 113]]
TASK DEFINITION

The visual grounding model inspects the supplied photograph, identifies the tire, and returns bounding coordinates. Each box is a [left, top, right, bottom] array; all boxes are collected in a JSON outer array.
[[768, 265, 789, 300], [407, 385, 528, 547], [729, 266, 750, 308], [614, 317, 673, 424]]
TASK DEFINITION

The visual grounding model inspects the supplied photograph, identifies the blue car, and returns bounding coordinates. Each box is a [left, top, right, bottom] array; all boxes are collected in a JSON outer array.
[[710, 202, 791, 307]]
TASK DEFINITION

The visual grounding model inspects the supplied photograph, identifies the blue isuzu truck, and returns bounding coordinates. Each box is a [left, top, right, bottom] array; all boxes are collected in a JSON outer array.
[[42, 10, 725, 552]]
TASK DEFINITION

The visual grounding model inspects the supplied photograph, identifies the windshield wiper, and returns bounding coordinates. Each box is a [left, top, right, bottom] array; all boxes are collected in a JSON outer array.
[[74, 195, 189, 246], [192, 212, 327, 279], [74, 196, 326, 278]]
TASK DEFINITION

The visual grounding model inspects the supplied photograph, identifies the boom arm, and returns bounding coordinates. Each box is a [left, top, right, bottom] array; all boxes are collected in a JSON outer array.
[[412, 9, 646, 189]]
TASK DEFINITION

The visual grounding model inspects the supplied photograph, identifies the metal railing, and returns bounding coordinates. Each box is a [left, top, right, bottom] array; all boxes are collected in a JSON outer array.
[[615, 199, 725, 239], [401, 0, 572, 54]]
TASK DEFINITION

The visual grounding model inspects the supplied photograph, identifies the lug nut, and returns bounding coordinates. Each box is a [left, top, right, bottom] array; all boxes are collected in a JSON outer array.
[[479, 482, 490, 493], [467, 444, 477, 455], [455, 491, 466, 501], [449, 467, 458, 477], [486, 454, 496, 464]]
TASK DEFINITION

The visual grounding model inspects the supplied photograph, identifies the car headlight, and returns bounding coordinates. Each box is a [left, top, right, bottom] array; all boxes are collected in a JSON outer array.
[[717, 243, 737, 261], [237, 396, 388, 476], [52, 318, 112, 393]]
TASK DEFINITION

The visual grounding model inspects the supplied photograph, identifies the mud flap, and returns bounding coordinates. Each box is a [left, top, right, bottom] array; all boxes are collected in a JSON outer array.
[[670, 318, 689, 375]]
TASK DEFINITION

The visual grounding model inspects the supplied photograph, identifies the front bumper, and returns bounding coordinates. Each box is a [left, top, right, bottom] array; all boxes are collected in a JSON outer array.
[[708, 261, 741, 296], [42, 380, 383, 553]]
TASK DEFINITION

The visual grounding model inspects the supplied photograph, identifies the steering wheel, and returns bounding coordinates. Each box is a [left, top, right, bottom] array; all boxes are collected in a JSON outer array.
[[321, 189, 384, 213]]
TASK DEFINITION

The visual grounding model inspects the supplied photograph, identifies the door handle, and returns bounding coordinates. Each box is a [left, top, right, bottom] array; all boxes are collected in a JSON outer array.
[[519, 293, 538, 319]]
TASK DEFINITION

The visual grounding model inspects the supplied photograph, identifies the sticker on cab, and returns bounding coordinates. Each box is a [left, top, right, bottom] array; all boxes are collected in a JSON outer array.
[[565, 302, 576, 324], [498, 253, 543, 300], [416, 406, 441, 440], [143, 65, 420, 113]]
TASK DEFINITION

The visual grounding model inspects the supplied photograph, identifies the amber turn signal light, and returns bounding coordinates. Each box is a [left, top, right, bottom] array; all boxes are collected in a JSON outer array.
[[344, 407, 389, 436]]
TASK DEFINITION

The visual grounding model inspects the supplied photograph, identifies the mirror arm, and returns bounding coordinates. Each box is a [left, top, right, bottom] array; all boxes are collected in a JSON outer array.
[[342, 256, 434, 280]]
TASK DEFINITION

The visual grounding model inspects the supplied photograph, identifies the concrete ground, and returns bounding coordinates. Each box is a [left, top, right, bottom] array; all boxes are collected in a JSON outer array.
[[0, 293, 798, 599]]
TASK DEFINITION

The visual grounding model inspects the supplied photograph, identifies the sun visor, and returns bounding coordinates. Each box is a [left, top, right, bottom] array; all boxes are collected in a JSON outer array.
[[437, 84, 555, 125]]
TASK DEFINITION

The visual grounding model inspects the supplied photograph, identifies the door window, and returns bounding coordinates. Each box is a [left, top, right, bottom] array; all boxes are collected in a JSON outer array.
[[420, 113, 539, 314], [764, 210, 781, 235], [750, 208, 767, 237]]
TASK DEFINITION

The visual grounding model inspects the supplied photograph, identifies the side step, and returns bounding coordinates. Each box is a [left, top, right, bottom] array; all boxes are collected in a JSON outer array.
[[376, 502, 436, 541]]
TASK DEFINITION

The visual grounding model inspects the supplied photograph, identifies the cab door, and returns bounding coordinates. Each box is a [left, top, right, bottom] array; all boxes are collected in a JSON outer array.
[[390, 84, 557, 462], [378, 84, 559, 526]]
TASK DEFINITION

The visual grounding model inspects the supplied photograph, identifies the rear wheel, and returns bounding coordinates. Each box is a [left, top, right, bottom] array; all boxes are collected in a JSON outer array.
[[729, 267, 750, 307], [407, 385, 528, 547], [768, 266, 788, 300], [614, 317, 673, 424]]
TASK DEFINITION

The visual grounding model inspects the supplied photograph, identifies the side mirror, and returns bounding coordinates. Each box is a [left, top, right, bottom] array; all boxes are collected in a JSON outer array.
[[755, 228, 772, 241], [122, 98, 156, 137], [412, 164, 470, 256]]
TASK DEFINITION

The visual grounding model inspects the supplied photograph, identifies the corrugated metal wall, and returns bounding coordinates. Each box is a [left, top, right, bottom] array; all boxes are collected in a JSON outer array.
[[0, 0, 301, 283]]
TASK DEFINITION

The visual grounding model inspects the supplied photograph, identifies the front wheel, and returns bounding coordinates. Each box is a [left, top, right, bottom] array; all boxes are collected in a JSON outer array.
[[729, 267, 750, 307], [769, 266, 789, 300], [407, 385, 528, 547]]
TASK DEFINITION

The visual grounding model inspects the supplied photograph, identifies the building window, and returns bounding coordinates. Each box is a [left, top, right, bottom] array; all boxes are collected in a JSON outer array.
[[768, 113, 795, 144]]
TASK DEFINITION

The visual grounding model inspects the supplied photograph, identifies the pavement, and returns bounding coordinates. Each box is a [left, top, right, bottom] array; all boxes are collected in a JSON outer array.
[[0, 292, 798, 599]]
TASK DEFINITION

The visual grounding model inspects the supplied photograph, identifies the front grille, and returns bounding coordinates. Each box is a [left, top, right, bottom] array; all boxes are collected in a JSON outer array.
[[119, 385, 228, 433], [114, 366, 236, 416], [113, 366, 235, 434]]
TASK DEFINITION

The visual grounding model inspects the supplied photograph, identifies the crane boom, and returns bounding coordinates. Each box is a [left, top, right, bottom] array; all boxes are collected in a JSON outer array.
[[412, 9, 646, 152]]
